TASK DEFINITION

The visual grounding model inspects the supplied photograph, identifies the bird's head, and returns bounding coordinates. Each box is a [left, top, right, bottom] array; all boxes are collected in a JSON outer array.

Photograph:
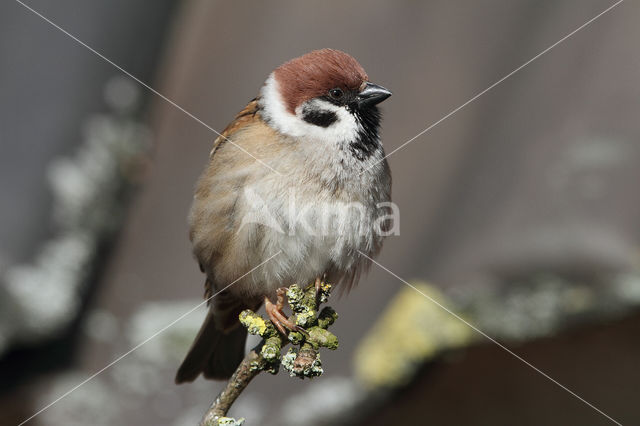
[[259, 49, 391, 160]]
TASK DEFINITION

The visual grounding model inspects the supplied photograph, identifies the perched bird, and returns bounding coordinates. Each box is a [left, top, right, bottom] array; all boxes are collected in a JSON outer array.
[[175, 49, 392, 383]]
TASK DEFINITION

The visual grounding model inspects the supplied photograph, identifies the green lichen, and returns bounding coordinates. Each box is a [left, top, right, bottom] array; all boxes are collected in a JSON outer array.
[[306, 326, 338, 350], [317, 282, 332, 304], [205, 281, 338, 426], [213, 417, 245, 426], [280, 347, 298, 373], [286, 284, 306, 311], [287, 283, 318, 327], [354, 283, 473, 390], [317, 306, 338, 328], [237, 280, 338, 380], [248, 358, 264, 373], [239, 310, 276, 337], [287, 330, 305, 345], [281, 345, 323, 378], [260, 336, 282, 362], [295, 309, 317, 327]]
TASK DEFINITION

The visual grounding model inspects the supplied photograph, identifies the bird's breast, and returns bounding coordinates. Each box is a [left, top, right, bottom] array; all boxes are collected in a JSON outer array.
[[228, 168, 388, 296]]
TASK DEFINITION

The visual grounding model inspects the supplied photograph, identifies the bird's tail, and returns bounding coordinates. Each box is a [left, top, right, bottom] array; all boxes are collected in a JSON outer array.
[[175, 310, 247, 383]]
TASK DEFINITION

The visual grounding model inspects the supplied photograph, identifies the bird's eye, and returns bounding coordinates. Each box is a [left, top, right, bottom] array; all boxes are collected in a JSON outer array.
[[329, 88, 344, 100]]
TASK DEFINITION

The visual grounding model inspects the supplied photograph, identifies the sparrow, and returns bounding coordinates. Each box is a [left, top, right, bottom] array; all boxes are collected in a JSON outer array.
[[175, 49, 392, 383]]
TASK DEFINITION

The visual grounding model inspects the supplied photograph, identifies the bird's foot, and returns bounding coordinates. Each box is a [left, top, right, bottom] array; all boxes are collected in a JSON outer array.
[[265, 288, 305, 336]]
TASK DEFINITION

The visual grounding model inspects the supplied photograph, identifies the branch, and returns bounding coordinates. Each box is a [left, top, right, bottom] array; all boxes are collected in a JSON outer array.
[[199, 281, 338, 426]]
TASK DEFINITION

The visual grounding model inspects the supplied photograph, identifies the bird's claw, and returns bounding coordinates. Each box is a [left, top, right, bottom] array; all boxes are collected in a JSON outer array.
[[265, 289, 306, 336]]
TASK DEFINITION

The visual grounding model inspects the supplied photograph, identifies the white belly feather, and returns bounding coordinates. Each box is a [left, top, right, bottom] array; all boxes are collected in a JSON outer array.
[[234, 175, 386, 296]]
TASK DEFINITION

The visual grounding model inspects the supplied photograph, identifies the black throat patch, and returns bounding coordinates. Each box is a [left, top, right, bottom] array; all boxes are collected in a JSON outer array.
[[301, 105, 338, 128], [299, 98, 384, 162], [349, 105, 382, 161]]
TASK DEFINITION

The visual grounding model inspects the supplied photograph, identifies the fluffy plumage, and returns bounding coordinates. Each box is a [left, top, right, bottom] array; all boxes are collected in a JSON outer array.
[[176, 49, 391, 384]]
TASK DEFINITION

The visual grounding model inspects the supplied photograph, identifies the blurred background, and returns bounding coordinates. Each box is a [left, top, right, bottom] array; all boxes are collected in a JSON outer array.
[[1, 0, 639, 425]]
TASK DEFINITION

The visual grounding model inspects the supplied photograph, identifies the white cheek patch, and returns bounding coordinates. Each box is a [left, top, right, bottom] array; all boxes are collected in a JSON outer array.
[[260, 73, 362, 144]]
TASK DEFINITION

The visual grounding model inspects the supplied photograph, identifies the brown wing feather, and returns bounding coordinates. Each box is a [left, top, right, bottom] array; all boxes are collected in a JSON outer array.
[[209, 98, 261, 157], [178, 99, 265, 382]]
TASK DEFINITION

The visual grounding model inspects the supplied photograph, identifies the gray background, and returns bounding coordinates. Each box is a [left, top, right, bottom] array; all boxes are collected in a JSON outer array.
[[1, 1, 639, 425]]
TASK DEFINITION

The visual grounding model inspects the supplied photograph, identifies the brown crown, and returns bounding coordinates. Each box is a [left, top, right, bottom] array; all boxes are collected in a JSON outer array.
[[273, 49, 368, 114]]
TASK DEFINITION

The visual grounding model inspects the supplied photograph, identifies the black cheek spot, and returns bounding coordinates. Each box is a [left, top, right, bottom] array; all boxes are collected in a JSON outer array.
[[301, 106, 338, 128]]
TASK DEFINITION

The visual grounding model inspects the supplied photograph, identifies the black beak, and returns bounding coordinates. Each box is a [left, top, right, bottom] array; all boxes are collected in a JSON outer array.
[[357, 82, 392, 107]]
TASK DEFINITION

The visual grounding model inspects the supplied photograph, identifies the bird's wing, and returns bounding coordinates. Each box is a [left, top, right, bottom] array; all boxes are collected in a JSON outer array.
[[190, 96, 273, 302], [177, 98, 269, 383], [209, 98, 261, 158]]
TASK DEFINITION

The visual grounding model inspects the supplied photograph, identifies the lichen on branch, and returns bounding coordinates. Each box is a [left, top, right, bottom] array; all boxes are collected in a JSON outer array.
[[200, 281, 338, 426]]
